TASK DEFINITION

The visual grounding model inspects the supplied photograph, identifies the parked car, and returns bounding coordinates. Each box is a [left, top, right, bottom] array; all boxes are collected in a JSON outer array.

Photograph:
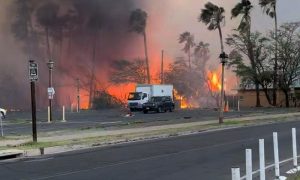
[[142, 96, 175, 113], [0, 108, 6, 118]]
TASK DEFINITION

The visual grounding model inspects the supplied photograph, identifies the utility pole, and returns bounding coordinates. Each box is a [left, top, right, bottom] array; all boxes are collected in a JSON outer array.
[[76, 78, 80, 112], [29, 60, 38, 142], [161, 50, 164, 84]]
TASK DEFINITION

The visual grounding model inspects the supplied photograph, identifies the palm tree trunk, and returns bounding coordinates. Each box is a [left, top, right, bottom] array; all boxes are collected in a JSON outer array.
[[46, 27, 51, 59], [218, 26, 224, 53], [272, 6, 278, 106], [188, 48, 191, 70], [143, 31, 151, 84], [89, 30, 98, 109], [217, 25, 225, 124]]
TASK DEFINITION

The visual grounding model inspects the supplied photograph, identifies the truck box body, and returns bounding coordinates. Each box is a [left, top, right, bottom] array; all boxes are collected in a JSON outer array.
[[128, 84, 173, 110], [151, 85, 173, 98]]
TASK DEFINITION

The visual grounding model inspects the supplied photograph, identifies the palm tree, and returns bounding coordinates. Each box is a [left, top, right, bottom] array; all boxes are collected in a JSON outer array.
[[129, 9, 150, 84], [179, 32, 195, 69], [199, 2, 225, 124], [199, 2, 225, 53], [87, 10, 102, 109], [231, 0, 252, 33], [231, 0, 261, 107], [259, 0, 278, 106]]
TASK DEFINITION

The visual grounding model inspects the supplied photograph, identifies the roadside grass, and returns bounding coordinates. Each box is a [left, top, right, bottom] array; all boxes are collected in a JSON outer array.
[[288, 172, 300, 180], [5, 118, 31, 124], [1, 113, 300, 151]]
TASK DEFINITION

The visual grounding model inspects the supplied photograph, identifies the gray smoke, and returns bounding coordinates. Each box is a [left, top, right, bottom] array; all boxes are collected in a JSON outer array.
[[1, 0, 141, 109]]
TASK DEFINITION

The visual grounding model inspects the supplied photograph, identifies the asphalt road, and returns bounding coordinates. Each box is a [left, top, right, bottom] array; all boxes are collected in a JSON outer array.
[[1, 120, 300, 180], [3, 108, 298, 135]]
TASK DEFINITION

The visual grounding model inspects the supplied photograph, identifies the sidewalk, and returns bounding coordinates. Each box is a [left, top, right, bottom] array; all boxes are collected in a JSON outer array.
[[1, 111, 300, 158]]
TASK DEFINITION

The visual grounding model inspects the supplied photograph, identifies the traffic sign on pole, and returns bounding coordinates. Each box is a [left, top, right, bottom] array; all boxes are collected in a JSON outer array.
[[47, 87, 55, 99], [29, 60, 38, 81]]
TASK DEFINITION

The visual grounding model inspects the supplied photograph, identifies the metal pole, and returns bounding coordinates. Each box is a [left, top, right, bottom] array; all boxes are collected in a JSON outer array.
[[259, 139, 266, 180], [219, 61, 225, 123], [273, 132, 280, 178], [231, 167, 240, 180], [0, 115, 3, 137], [47, 106, 50, 123], [48, 60, 54, 122], [62, 106, 66, 122], [292, 128, 297, 167], [49, 67, 52, 121], [77, 78, 80, 113], [246, 149, 252, 180], [31, 81, 37, 142], [161, 50, 164, 84]]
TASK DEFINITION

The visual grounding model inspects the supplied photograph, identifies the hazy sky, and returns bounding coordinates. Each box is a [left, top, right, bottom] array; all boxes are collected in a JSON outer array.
[[0, 0, 299, 107], [138, 0, 300, 68]]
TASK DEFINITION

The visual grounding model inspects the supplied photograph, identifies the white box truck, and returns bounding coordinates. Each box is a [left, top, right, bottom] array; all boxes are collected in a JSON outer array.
[[127, 84, 173, 111]]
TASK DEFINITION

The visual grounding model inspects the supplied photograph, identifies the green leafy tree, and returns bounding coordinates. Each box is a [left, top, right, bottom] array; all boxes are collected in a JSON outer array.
[[259, 0, 278, 106], [129, 9, 150, 84], [227, 32, 273, 106]]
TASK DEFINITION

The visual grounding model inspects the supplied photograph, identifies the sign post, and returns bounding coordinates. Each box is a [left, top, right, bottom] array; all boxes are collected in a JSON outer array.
[[29, 60, 38, 142], [0, 114, 3, 137]]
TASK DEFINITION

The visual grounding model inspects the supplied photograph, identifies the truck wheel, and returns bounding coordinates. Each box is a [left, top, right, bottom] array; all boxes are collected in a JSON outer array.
[[169, 106, 174, 112], [157, 107, 162, 113], [143, 110, 148, 114], [130, 108, 134, 112]]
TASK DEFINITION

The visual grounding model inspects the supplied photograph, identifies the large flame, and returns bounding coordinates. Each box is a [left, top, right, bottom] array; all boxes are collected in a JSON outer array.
[[207, 71, 221, 92]]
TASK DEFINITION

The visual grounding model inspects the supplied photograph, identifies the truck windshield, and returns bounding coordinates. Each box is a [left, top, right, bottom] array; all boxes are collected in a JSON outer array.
[[128, 92, 142, 100]]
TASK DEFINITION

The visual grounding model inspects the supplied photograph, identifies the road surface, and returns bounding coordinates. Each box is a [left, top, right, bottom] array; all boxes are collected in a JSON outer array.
[[1, 119, 299, 179]]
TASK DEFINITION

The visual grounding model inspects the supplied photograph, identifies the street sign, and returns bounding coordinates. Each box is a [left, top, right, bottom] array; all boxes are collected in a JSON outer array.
[[29, 60, 38, 81], [47, 87, 55, 99]]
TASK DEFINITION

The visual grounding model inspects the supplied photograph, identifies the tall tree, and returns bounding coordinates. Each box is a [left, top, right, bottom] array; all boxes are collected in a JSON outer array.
[[179, 32, 195, 69], [86, 5, 103, 109], [275, 23, 300, 107], [11, 0, 41, 58], [199, 2, 225, 54], [227, 32, 273, 106], [231, 0, 262, 107], [35, 2, 60, 60], [194, 41, 210, 73], [129, 9, 150, 84], [259, 0, 278, 106], [199, 2, 225, 123]]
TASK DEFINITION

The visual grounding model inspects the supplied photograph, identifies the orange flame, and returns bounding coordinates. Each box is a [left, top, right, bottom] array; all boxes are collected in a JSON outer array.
[[207, 71, 221, 92]]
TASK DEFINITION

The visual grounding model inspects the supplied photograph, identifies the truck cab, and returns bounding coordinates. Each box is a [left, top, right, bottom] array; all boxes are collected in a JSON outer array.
[[127, 92, 149, 111]]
